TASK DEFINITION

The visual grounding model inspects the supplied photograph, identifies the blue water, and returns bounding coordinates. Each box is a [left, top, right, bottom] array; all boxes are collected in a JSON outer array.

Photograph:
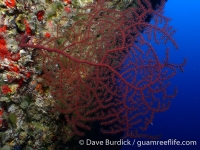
[[121, 1, 200, 150]]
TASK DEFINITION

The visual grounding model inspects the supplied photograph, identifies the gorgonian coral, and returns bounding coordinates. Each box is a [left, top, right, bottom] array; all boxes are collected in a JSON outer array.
[[18, 0, 186, 139]]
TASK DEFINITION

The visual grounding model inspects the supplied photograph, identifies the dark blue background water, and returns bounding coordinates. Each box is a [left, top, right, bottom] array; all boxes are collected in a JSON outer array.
[[121, 1, 200, 150]]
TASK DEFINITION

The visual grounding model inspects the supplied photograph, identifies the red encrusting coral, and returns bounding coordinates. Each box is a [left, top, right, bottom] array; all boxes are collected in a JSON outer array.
[[45, 32, 51, 38], [23, 20, 32, 36], [1, 84, 12, 94], [0, 26, 31, 90], [0, 35, 11, 59], [4, 0, 16, 8], [64, 6, 71, 13], [18, 0, 186, 138], [0, 25, 7, 33], [36, 10, 45, 21], [63, 0, 71, 4]]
